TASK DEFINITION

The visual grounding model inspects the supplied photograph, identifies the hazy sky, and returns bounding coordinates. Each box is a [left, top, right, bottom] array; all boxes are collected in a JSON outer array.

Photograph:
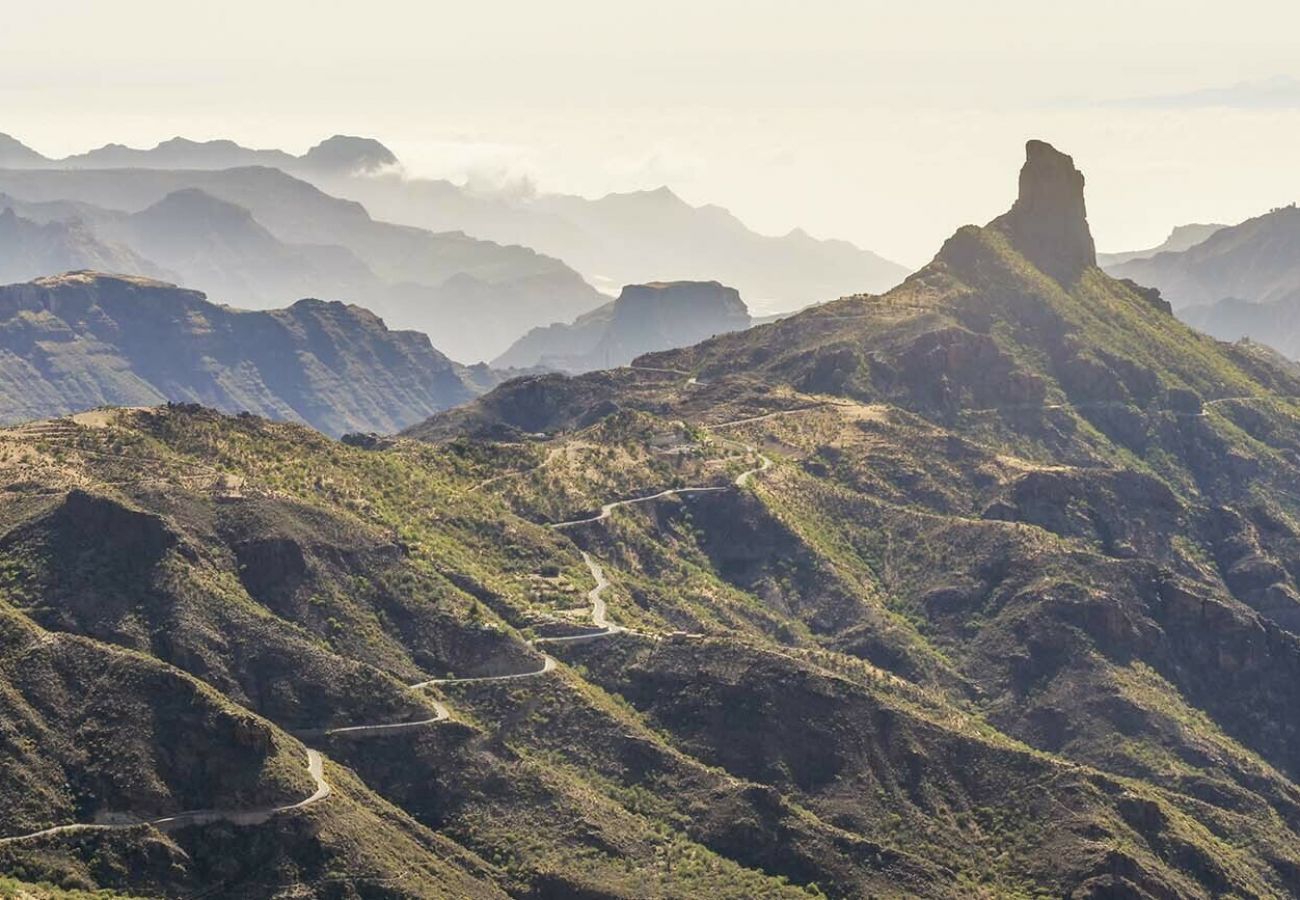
[[4, 1, 1300, 264]]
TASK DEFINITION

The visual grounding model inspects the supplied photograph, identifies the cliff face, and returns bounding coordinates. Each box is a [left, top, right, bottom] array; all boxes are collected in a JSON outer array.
[[494, 280, 752, 371], [0, 271, 474, 435], [991, 139, 1097, 283]]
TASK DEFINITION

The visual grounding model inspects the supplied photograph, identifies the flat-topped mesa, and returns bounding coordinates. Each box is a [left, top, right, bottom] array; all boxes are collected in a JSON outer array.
[[993, 139, 1097, 284]]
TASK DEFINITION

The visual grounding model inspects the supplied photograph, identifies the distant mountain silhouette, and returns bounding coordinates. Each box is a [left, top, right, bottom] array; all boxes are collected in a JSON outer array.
[[0, 132, 397, 176], [0, 205, 173, 285], [1109, 205, 1300, 310], [1097, 222, 1226, 268], [1105, 205, 1300, 358], [113, 188, 377, 306], [0, 163, 604, 361], [494, 280, 753, 371], [0, 133, 909, 316], [331, 178, 911, 315]]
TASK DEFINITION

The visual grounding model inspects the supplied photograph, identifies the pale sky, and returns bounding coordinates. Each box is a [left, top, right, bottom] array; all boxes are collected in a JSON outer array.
[[4, 0, 1300, 265]]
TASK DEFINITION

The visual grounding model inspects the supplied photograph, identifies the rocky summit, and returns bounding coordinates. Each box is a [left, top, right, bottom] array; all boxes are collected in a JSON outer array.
[[494, 279, 753, 371], [992, 139, 1097, 283]]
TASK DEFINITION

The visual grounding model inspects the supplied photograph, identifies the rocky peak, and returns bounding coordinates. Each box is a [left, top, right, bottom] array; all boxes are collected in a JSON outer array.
[[612, 281, 750, 334], [994, 139, 1096, 283]]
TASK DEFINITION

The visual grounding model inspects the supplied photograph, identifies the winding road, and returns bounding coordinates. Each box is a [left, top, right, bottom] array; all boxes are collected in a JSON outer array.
[[0, 374, 788, 848], [549, 485, 730, 529], [0, 750, 331, 846]]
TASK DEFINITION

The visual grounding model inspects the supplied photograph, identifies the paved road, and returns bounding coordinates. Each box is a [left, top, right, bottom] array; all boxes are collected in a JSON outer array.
[[411, 654, 557, 688], [549, 485, 730, 529], [0, 749, 330, 845], [532, 552, 629, 644], [291, 701, 451, 740], [1, 378, 794, 847], [734, 453, 772, 487]]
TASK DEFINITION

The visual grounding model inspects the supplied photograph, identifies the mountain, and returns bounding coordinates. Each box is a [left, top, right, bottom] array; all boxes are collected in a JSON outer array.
[[110, 188, 378, 306], [494, 280, 752, 371], [1106, 206, 1300, 359], [0, 166, 605, 361], [1180, 293, 1300, 357], [405, 140, 1300, 896], [1108, 204, 1300, 309], [324, 177, 912, 315], [0, 132, 397, 176], [0, 272, 475, 436], [1097, 222, 1225, 267], [0, 133, 909, 316], [0, 206, 173, 285], [0, 134, 49, 168], [12, 139, 1300, 898]]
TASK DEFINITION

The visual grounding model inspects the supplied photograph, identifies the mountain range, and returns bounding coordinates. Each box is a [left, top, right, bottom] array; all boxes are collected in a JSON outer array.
[[0, 132, 911, 317], [410, 140, 1300, 895], [0, 157, 605, 363], [0, 271, 483, 436], [0, 132, 397, 176], [5, 139, 1300, 898], [332, 178, 912, 315]]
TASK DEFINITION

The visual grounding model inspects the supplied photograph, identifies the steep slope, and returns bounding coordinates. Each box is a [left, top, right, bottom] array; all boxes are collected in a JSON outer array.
[[495, 280, 753, 372], [406, 140, 1300, 896], [0, 166, 605, 361], [0, 272, 474, 435], [0, 405, 901, 899], [1097, 223, 1225, 267], [12, 138, 1300, 897], [9, 397, 1295, 898], [113, 188, 378, 307], [1108, 204, 1300, 310], [0, 207, 171, 285]]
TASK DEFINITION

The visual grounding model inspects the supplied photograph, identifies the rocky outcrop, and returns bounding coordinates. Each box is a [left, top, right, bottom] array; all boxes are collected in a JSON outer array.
[[993, 140, 1097, 283], [495, 280, 752, 372]]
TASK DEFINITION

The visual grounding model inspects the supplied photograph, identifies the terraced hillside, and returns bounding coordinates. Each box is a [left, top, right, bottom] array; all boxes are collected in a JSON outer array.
[[4, 141, 1300, 897]]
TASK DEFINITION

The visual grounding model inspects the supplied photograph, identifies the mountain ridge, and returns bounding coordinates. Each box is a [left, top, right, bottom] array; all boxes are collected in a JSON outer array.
[[0, 132, 909, 316], [9, 139, 1300, 897], [0, 271, 478, 435], [0, 164, 607, 361]]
